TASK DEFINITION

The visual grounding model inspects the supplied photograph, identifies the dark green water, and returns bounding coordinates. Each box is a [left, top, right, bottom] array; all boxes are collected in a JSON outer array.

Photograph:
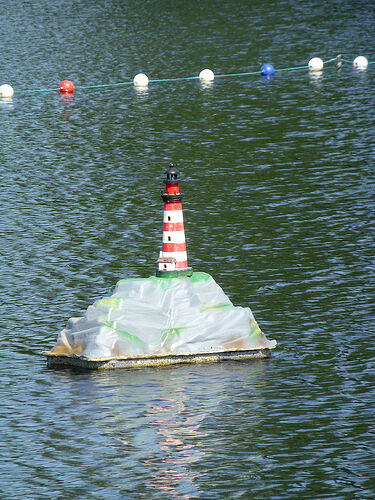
[[1, 1, 374, 498]]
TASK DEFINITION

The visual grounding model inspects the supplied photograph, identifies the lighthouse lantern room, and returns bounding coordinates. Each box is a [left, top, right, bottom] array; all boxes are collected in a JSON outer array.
[[156, 164, 193, 277]]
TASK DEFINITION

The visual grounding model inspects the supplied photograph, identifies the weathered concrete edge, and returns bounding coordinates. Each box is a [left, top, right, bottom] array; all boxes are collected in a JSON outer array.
[[43, 348, 274, 370]]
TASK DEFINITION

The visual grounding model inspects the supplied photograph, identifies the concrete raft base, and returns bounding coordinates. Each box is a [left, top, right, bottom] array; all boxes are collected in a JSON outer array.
[[44, 348, 273, 370]]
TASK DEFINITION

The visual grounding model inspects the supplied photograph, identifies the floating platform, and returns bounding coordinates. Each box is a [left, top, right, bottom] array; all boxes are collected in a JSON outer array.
[[44, 272, 276, 370], [44, 347, 274, 370]]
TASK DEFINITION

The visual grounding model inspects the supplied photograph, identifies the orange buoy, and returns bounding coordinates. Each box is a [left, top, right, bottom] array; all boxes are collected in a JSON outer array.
[[59, 80, 74, 93]]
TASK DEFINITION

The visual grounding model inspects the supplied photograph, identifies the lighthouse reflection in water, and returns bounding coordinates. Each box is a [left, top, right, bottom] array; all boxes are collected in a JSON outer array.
[[142, 387, 205, 497], [86, 363, 267, 498]]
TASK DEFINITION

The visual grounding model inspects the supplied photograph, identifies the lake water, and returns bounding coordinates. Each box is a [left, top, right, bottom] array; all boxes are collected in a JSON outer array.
[[1, 1, 374, 498]]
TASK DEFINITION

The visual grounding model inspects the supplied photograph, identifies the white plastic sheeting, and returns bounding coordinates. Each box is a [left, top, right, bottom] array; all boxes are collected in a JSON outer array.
[[51, 272, 276, 359]]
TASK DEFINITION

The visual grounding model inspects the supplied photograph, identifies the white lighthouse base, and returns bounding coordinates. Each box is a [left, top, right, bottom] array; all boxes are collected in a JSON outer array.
[[44, 272, 276, 369]]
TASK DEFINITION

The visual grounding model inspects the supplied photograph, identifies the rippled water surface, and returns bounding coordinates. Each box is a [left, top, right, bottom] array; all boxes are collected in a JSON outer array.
[[1, 1, 374, 498]]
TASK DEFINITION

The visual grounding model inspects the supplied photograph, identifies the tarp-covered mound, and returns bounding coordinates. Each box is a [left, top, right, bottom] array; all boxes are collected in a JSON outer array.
[[51, 272, 276, 359]]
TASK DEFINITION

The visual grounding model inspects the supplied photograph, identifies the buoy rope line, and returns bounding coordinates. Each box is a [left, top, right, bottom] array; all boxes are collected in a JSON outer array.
[[341, 57, 375, 65], [1, 56, 372, 97]]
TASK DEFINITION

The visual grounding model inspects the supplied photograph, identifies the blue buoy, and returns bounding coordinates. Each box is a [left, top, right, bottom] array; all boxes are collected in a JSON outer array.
[[260, 64, 275, 76]]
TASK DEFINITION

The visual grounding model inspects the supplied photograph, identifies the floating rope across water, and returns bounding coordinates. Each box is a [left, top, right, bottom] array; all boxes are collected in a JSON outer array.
[[0, 55, 372, 98]]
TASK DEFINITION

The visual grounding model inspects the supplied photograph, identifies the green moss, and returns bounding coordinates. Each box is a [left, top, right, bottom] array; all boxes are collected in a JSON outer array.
[[160, 327, 185, 343], [101, 321, 146, 347], [249, 318, 263, 336], [97, 297, 128, 309], [115, 272, 212, 290], [200, 303, 234, 312], [189, 272, 212, 283], [155, 268, 193, 278]]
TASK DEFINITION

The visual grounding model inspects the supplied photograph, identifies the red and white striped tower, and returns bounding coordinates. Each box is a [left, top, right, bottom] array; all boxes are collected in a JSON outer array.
[[156, 164, 193, 277]]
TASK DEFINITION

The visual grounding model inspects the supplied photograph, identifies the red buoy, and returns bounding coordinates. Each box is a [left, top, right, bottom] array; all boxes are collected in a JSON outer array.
[[59, 80, 74, 93]]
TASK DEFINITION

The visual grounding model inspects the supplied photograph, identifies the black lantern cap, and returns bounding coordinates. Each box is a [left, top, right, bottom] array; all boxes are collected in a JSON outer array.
[[164, 163, 180, 185]]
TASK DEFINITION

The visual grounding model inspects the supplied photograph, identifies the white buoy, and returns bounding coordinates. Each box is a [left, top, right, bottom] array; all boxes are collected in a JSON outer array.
[[308, 57, 324, 71], [0, 84, 14, 98], [199, 68, 215, 81], [133, 73, 149, 87], [353, 56, 368, 69]]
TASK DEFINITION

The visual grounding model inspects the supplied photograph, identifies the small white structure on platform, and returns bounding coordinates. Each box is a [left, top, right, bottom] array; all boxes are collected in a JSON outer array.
[[157, 253, 177, 272]]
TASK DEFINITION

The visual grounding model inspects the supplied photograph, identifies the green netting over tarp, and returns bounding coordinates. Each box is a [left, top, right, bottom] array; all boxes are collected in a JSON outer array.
[[51, 272, 276, 359]]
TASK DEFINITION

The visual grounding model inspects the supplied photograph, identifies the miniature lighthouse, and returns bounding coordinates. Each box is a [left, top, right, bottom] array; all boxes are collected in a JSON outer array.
[[156, 164, 193, 277], [44, 163, 276, 369]]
